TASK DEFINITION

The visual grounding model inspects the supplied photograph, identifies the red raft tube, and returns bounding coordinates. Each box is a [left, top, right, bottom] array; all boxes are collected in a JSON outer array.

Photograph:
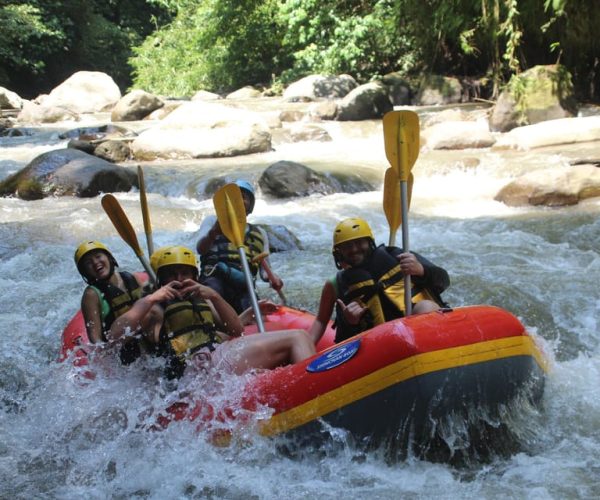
[[61, 305, 548, 456]]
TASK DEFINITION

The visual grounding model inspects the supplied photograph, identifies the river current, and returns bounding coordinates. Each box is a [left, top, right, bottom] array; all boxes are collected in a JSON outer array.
[[0, 103, 599, 498]]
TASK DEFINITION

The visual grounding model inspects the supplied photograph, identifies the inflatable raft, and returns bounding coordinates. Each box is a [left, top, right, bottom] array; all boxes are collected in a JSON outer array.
[[61, 304, 547, 458]]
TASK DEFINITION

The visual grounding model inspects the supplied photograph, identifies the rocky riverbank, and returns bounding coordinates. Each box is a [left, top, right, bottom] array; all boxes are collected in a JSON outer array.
[[1, 69, 600, 207]]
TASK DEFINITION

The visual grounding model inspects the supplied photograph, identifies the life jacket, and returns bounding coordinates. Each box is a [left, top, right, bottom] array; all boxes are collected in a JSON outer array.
[[88, 271, 142, 341], [202, 223, 265, 277], [160, 298, 221, 362], [334, 245, 441, 343]]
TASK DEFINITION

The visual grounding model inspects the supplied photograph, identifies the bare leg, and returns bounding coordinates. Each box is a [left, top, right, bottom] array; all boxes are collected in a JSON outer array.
[[213, 329, 315, 375]]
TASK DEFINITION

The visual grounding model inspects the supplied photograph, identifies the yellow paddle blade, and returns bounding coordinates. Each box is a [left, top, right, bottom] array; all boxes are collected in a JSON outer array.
[[383, 167, 401, 232], [101, 194, 143, 256], [213, 183, 246, 248], [138, 166, 154, 256], [383, 110, 420, 181], [383, 169, 414, 225]]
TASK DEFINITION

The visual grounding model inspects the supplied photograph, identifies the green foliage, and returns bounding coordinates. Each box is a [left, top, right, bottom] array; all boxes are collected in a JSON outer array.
[[278, 0, 413, 84], [0, 0, 171, 97], [2, 0, 600, 102], [0, 3, 65, 77], [131, 0, 285, 95]]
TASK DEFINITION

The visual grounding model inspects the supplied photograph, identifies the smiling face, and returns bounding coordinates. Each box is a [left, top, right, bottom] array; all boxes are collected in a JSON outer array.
[[80, 250, 112, 281], [335, 237, 372, 267], [158, 264, 197, 285]]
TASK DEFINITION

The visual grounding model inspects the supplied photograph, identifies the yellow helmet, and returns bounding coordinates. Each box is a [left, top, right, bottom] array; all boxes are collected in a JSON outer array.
[[332, 218, 374, 248], [74, 240, 118, 282], [151, 245, 197, 273]]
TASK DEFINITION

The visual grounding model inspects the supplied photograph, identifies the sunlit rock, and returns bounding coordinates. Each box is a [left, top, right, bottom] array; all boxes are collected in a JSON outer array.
[[279, 110, 305, 122], [285, 123, 332, 142], [111, 90, 164, 121], [42, 71, 121, 114], [308, 100, 338, 121], [17, 101, 79, 124], [0, 148, 137, 200], [94, 140, 131, 163], [226, 86, 262, 99], [131, 101, 272, 159], [421, 120, 495, 150], [336, 81, 392, 121], [495, 164, 600, 207], [145, 100, 183, 120], [493, 116, 600, 150], [192, 90, 222, 101], [0, 86, 23, 109]]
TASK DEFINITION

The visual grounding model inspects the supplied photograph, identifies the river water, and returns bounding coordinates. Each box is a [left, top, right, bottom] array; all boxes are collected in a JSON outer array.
[[1, 103, 599, 498]]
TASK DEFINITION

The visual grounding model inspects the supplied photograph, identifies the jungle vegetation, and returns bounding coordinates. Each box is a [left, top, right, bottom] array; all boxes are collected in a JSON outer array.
[[1, 0, 598, 101]]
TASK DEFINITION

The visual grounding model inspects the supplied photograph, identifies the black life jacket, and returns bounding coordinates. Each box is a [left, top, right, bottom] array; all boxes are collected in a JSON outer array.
[[334, 245, 440, 343], [89, 271, 142, 341], [201, 223, 265, 276]]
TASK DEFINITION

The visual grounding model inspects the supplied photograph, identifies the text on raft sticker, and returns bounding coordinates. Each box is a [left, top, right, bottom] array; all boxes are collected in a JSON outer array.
[[306, 339, 361, 373]]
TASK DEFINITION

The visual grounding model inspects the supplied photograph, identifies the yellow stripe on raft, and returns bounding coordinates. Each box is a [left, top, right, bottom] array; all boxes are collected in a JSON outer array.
[[259, 335, 548, 437]]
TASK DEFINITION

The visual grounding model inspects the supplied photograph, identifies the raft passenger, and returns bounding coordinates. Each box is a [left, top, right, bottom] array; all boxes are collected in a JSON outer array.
[[196, 180, 283, 313], [309, 218, 450, 345], [75, 240, 153, 363], [109, 245, 314, 379]]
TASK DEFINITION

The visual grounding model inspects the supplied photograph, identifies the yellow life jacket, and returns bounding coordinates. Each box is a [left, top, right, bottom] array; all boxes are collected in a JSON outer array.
[[203, 223, 265, 276], [161, 298, 221, 359], [335, 245, 440, 342]]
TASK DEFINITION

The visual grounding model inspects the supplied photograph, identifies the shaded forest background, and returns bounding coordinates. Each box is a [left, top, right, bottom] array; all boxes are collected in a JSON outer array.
[[1, 0, 598, 101]]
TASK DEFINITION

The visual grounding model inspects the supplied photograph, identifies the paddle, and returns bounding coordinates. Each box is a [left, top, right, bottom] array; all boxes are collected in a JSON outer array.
[[137, 166, 154, 257], [213, 183, 265, 333], [101, 193, 157, 285], [383, 167, 413, 246], [252, 251, 287, 305], [382, 110, 420, 315]]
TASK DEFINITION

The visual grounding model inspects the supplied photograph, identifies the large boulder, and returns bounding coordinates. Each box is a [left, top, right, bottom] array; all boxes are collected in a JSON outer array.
[[421, 121, 496, 149], [495, 164, 600, 207], [283, 74, 358, 101], [17, 101, 79, 124], [111, 90, 164, 121], [490, 65, 577, 132], [336, 81, 392, 121], [0, 87, 23, 109], [285, 123, 332, 142], [416, 75, 463, 105], [493, 116, 600, 150], [259, 161, 374, 198], [226, 86, 262, 99], [308, 100, 338, 121], [130, 101, 272, 160], [42, 71, 121, 114], [0, 148, 137, 200]]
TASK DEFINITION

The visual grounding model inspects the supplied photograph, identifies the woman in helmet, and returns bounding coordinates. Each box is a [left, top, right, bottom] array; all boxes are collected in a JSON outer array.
[[196, 180, 283, 314], [109, 246, 314, 379], [308, 218, 450, 345], [75, 240, 151, 361]]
